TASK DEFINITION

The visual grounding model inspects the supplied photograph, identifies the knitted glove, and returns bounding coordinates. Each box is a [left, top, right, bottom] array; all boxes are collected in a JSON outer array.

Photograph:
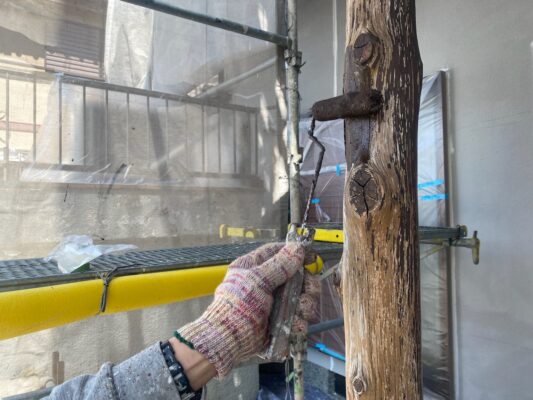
[[292, 253, 321, 334], [177, 242, 305, 378]]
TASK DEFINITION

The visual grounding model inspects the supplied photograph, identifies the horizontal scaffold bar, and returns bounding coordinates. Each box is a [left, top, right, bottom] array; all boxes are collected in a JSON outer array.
[[121, 0, 291, 48], [0, 265, 227, 340]]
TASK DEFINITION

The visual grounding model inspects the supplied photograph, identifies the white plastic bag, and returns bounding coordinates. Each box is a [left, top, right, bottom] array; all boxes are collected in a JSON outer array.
[[45, 235, 137, 273]]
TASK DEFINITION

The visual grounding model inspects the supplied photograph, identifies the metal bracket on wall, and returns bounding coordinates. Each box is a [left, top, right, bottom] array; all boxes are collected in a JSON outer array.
[[453, 231, 480, 265], [421, 225, 480, 265]]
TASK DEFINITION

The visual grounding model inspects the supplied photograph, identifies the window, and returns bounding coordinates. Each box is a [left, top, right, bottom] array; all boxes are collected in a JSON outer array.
[[45, 21, 104, 80]]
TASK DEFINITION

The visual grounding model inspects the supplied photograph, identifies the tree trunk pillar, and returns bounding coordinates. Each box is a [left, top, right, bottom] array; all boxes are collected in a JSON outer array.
[[341, 0, 423, 399]]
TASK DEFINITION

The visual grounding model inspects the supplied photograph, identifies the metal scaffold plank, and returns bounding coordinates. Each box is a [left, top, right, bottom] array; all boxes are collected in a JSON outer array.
[[0, 242, 342, 340]]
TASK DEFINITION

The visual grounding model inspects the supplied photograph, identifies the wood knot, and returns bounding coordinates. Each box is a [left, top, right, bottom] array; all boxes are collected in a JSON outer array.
[[349, 167, 381, 215], [351, 375, 367, 395]]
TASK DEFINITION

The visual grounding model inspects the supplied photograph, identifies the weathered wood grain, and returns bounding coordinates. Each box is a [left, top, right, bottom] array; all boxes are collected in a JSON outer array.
[[341, 0, 423, 399]]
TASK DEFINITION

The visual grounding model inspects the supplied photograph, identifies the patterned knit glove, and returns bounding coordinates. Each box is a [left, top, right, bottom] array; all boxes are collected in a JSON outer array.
[[177, 242, 305, 378], [292, 270, 321, 334]]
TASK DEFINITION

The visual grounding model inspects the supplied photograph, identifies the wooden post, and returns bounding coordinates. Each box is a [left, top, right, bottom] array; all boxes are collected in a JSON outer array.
[[341, 0, 423, 399]]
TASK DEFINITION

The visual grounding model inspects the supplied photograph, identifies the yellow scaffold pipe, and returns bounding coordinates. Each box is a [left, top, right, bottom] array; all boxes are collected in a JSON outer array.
[[0, 265, 228, 341]]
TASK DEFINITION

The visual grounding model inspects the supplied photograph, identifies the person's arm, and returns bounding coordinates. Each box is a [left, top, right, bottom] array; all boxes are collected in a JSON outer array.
[[169, 338, 216, 391], [45, 343, 182, 400], [44, 243, 317, 400], [44, 340, 214, 400]]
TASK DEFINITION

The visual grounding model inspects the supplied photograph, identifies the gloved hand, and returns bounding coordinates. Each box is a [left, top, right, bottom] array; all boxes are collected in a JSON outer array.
[[177, 242, 314, 378], [292, 251, 321, 334]]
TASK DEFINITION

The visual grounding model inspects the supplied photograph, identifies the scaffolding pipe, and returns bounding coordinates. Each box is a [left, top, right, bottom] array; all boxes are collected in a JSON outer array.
[[0, 265, 228, 340], [287, 0, 301, 224], [308, 318, 344, 335], [284, 2, 304, 398], [121, 0, 290, 48], [198, 57, 277, 98]]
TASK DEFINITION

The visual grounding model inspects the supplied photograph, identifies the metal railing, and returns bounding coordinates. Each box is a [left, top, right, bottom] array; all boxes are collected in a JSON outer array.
[[0, 69, 262, 179]]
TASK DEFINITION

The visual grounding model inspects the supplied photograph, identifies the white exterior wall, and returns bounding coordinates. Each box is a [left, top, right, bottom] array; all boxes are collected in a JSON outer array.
[[417, 1, 533, 399], [298, 0, 345, 112]]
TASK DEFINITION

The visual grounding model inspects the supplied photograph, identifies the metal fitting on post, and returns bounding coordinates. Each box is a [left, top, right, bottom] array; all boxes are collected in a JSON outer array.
[[354, 30, 380, 67], [284, 49, 303, 68], [311, 90, 383, 121]]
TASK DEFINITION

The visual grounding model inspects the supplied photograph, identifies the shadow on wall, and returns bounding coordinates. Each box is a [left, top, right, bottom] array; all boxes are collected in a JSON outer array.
[[0, 27, 44, 60]]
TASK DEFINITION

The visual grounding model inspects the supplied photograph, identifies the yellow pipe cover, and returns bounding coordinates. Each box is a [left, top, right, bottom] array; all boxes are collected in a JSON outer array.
[[0, 229, 339, 340], [296, 227, 344, 244], [0, 265, 227, 341]]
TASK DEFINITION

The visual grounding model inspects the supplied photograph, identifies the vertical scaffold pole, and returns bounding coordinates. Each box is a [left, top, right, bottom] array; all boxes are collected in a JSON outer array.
[[287, 0, 301, 225]]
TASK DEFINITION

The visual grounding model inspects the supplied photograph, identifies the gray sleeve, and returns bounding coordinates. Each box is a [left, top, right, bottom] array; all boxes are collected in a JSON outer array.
[[44, 343, 182, 400]]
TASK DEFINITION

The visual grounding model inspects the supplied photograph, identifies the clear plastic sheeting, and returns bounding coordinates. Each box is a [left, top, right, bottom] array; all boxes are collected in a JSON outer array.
[[300, 72, 450, 398], [45, 234, 137, 273], [308, 259, 345, 357], [417, 72, 449, 399], [105, 0, 279, 94], [0, 0, 287, 261], [300, 118, 344, 223], [0, 1, 289, 396]]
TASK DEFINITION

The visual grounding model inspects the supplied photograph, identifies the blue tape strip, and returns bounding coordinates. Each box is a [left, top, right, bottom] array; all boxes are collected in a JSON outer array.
[[314, 343, 346, 362], [420, 194, 448, 201], [335, 164, 341, 176], [417, 179, 445, 189], [311, 198, 320, 205]]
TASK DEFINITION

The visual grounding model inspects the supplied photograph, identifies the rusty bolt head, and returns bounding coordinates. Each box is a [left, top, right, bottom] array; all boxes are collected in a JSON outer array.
[[354, 32, 378, 65]]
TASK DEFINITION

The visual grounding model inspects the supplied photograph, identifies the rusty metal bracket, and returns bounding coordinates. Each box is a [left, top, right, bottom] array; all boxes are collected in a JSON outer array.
[[311, 90, 383, 121]]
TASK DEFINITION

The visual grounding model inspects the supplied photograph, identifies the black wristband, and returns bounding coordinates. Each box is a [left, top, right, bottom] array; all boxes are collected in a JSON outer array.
[[160, 341, 202, 400]]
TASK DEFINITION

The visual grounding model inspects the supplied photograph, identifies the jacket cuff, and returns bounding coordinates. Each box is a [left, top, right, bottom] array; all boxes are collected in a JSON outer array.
[[113, 342, 182, 400]]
